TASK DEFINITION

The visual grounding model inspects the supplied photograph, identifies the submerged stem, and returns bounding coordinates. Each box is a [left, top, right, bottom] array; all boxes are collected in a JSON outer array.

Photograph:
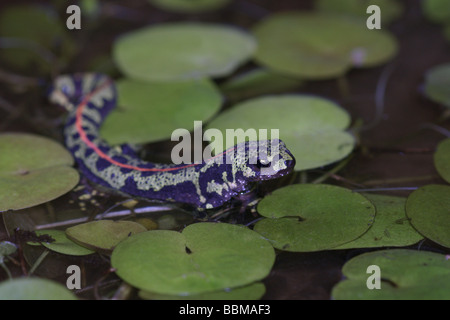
[[0, 262, 12, 280], [360, 63, 396, 132], [311, 155, 354, 184], [362, 174, 439, 186], [421, 123, 450, 138], [28, 250, 50, 276], [34, 205, 172, 230]]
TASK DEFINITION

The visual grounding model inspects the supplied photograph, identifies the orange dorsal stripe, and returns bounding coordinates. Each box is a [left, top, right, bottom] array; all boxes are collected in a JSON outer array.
[[75, 80, 232, 172]]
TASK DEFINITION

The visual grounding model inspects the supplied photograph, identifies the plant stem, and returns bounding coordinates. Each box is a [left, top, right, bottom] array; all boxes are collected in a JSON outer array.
[[0, 262, 12, 280], [287, 170, 299, 185], [421, 123, 450, 138], [337, 75, 351, 100], [28, 249, 49, 276], [111, 282, 134, 300], [359, 63, 396, 132], [353, 187, 419, 193], [311, 155, 354, 184], [362, 174, 439, 186], [299, 171, 308, 184], [34, 205, 172, 230]]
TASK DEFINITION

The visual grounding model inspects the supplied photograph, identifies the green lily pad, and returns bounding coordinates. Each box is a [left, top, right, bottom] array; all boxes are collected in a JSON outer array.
[[0, 5, 75, 74], [0, 133, 79, 212], [254, 184, 376, 252], [252, 12, 398, 79], [281, 130, 355, 171], [424, 63, 450, 108], [139, 282, 266, 300], [434, 139, 450, 183], [220, 68, 303, 101], [334, 194, 423, 249], [113, 23, 256, 81], [0, 277, 77, 300], [316, 0, 403, 25], [29, 230, 95, 256], [204, 95, 355, 171], [332, 249, 450, 300], [423, 0, 450, 24], [405, 185, 450, 248], [149, 0, 231, 13], [66, 220, 147, 254], [101, 78, 222, 145], [111, 223, 275, 295]]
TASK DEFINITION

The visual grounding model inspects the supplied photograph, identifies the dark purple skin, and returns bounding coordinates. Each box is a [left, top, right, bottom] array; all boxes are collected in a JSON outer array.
[[50, 73, 296, 209]]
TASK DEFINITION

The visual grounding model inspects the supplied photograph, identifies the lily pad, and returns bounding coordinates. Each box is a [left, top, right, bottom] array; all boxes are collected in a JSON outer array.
[[405, 185, 450, 248], [424, 63, 450, 108], [254, 184, 376, 252], [149, 0, 231, 13], [204, 95, 355, 171], [101, 78, 222, 145], [111, 222, 275, 295], [334, 194, 423, 249], [220, 68, 304, 101], [252, 12, 398, 79], [316, 0, 403, 25], [0, 133, 79, 212], [0, 277, 77, 300], [113, 23, 256, 81], [332, 249, 450, 300], [434, 139, 450, 183], [65, 220, 147, 253], [139, 282, 266, 300], [0, 5, 75, 74], [29, 230, 95, 256], [423, 0, 450, 24]]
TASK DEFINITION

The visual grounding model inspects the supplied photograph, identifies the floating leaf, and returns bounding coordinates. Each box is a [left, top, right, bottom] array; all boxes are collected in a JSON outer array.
[[204, 95, 355, 171], [0, 133, 79, 212], [113, 23, 256, 81], [424, 63, 450, 108], [252, 12, 398, 79], [0, 277, 77, 300], [66, 220, 147, 253], [0, 5, 75, 74], [434, 139, 450, 183], [405, 185, 450, 248], [29, 230, 95, 256], [101, 78, 222, 145], [332, 249, 450, 300], [111, 223, 275, 295], [423, 0, 450, 24], [334, 194, 423, 249], [139, 282, 266, 300], [254, 184, 375, 252], [316, 0, 403, 25], [220, 68, 303, 101], [149, 0, 231, 13]]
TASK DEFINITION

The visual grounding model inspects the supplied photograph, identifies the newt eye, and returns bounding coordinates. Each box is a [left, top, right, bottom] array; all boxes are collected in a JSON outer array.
[[256, 159, 271, 168]]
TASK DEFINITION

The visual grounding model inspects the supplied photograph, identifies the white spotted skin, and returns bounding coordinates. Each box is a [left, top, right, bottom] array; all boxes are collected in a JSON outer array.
[[51, 73, 296, 209]]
